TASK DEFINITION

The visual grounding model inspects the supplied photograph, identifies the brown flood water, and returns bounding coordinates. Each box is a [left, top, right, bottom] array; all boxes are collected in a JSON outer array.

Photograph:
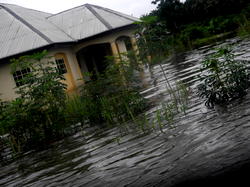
[[0, 37, 250, 186]]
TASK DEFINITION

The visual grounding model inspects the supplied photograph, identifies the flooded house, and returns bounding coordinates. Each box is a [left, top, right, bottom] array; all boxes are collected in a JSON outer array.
[[0, 3, 139, 101]]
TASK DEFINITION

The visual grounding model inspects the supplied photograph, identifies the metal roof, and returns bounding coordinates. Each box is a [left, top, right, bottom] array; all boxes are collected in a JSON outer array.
[[0, 3, 139, 60]]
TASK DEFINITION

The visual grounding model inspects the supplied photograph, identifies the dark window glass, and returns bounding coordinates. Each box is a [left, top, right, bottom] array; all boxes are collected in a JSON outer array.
[[13, 68, 31, 87], [56, 58, 67, 75]]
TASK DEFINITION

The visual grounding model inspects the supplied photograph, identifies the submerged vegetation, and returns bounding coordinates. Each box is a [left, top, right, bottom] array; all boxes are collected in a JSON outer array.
[[135, 0, 250, 108], [1, 0, 250, 157], [0, 50, 147, 153], [198, 47, 250, 108], [0, 51, 67, 152], [0, 46, 189, 154], [65, 56, 146, 127]]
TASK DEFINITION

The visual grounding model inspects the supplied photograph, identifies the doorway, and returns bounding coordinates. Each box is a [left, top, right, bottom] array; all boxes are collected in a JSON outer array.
[[76, 43, 112, 81]]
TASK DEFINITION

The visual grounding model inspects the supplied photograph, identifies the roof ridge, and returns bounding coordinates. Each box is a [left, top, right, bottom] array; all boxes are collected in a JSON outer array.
[[90, 4, 138, 22], [85, 4, 113, 30], [47, 4, 87, 18], [0, 3, 52, 15], [0, 4, 53, 44]]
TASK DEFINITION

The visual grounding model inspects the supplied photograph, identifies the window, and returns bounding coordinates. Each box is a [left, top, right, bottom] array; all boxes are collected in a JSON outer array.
[[56, 58, 67, 75], [13, 68, 31, 87]]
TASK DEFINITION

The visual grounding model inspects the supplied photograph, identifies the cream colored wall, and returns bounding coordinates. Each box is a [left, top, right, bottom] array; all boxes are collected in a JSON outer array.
[[0, 28, 137, 101], [0, 48, 84, 101], [48, 48, 84, 88], [0, 63, 18, 101]]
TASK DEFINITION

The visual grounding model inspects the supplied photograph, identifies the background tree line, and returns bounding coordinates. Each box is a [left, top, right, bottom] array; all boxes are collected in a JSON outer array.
[[136, 0, 250, 58], [151, 0, 249, 33]]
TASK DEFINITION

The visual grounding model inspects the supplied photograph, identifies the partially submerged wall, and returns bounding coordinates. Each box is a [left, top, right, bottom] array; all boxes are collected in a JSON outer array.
[[0, 27, 138, 101]]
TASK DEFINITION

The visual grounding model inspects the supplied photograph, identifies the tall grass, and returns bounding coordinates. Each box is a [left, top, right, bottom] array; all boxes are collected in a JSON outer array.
[[117, 80, 190, 134], [64, 54, 147, 130]]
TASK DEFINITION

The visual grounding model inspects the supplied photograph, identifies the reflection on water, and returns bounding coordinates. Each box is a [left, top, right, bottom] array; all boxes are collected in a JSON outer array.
[[1, 37, 250, 186]]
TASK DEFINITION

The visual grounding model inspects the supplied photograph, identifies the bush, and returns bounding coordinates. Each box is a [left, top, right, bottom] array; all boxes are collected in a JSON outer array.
[[0, 51, 67, 152], [65, 94, 103, 126], [180, 24, 209, 41], [207, 15, 239, 34], [71, 55, 147, 126], [198, 47, 250, 108], [237, 6, 250, 36], [0, 100, 6, 135], [135, 16, 172, 63]]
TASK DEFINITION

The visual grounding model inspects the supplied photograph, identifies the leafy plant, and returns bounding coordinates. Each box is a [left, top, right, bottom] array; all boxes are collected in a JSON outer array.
[[0, 99, 7, 135], [198, 47, 250, 108], [0, 50, 67, 152], [75, 53, 146, 127], [135, 15, 172, 64]]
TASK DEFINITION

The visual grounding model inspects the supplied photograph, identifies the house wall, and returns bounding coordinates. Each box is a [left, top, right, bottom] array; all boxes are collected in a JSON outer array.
[[74, 27, 137, 78], [0, 48, 84, 101], [47, 28, 137, 93], [48, 48, 84, 90], [0, 27, 138, 101], [0, 63, 19, 101]]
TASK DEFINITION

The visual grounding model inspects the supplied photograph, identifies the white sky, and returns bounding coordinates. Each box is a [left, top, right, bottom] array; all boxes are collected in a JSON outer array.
[[0, 0, 157, 17]]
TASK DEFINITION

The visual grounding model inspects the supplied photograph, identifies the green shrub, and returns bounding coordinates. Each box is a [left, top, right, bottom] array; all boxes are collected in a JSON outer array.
[[135, 16, 172, 63], [0, 99, 7, 135], [180, 24, 209, 41], [65, 94, 102, 126], [198, 47, 250, 108], [0, 51, 67, 152], [208, 15, 239, 34], [75, 55, 146, 126], [237, 8, 250, 37]]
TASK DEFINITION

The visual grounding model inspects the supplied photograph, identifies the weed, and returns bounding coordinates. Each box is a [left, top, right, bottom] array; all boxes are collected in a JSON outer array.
[[0, 51, 67, 152], [198, 46, 250, 108]]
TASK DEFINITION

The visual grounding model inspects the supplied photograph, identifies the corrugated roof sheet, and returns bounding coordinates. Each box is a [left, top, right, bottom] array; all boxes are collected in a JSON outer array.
[[0, 6, 48, 59], [3, 4, 75, 43], [0, 3, 139, 60], [47, 5, 108, 40]]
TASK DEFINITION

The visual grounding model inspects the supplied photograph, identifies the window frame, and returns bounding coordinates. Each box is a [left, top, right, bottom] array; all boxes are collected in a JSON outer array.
[[55, 58, 67, 75], [13, 67, 31, 87]]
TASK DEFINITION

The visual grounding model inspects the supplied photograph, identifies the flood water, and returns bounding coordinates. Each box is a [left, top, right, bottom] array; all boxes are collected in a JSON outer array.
[[1, 37, 250, 186]]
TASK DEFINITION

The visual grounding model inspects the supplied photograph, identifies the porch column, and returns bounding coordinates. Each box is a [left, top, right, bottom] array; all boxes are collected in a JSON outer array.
[[130, 37, 139, 54], [71, 52, 84, 85], [110, 41, 120, 63], [130, 37, 148, 87], [130, 36, 141, 64], [110, 41, 127, 85]]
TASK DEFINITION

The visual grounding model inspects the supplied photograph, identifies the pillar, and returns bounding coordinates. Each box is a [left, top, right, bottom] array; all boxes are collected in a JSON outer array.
[[110, 41, 120, 63], [130, 37, 148, 87], [130, 37, 139, 55]]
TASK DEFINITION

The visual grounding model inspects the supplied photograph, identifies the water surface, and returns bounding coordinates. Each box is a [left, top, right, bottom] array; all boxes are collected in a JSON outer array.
[[1, 37, 250, 186]]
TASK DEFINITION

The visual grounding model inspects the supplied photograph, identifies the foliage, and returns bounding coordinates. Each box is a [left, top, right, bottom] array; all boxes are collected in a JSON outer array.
[[207, 15, 239, 34], [119, 80, 190, 134], [0, 99, 7, 135], [0, 50, 67, 152], [135, 15, 175, 64], [139, 2, 250, 56], [178, 23, 209, 47], [152, 0, 185, 32], [137, 0, 249, 54], [198, 47, 250, 108], [152, 0, 249, 33], [237, 5, 250, 37], [74, 55, 146, 126], [65, 95, 98, 126]]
